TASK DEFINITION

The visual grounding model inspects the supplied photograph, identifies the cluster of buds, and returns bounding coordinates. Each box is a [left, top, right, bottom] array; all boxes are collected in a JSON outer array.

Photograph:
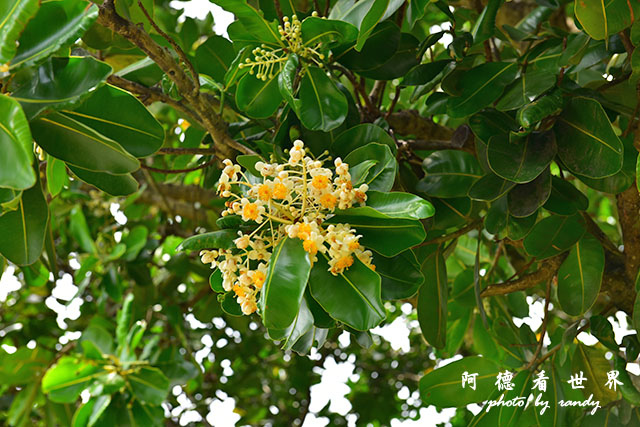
[[200, 140, 373, 315], [238, 13, 325, 81]]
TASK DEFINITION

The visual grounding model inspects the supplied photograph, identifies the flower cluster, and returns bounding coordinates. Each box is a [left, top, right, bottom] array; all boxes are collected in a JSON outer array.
[[238, 13, 325, 81], [200, 140, 373, 315]]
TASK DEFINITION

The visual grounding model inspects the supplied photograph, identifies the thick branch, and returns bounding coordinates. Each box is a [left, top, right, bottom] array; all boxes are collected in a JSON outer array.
[[401, 124, 475, 154], [617, 186, 640, 281], [481, 254, 566, 297], [97, 1, 254, 157], [388, 110, 454, 140]]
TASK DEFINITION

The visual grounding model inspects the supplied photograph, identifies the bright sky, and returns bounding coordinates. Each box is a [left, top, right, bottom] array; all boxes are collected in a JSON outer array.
[[0, 1, 638, 426]]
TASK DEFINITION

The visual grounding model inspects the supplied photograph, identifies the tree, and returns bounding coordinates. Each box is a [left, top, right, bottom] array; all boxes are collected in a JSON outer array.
[[1, 0, 640, 424]]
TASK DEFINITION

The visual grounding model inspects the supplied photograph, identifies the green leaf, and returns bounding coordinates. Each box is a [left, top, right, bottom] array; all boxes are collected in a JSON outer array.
[[340, 190, 434, 220], [487, 132, 557, 184], [64, 85, 164, 158], [331, 123, 396, 158], [277, 54, 298, 106], [496, 69, 557, 111], [72, 395, 111, 427], [416, 246, 448, 348], [468, 173, 516, 202], [211, 0, 281, 47], [0, 347, 51, 386], [374, 250, 424, 300], [344, 143, 397, 192], [259, 237, 311, 330], [334, 21, 399, 72], [301, 16, 358, 47], [447, 62, 518, 118], [326, 213, 425, 257], [543, 177, 589, 215], [418, 150, 483, 198], [177, 229, 237, 251], [471, 0, 503, 44], [127, 367, 170, 406], [30, 112, 139, 175], [523, 213, 586, 259], [309, 254, 385, 331], [557, 235, 604, 316], [576, 135, 638, 194], [7, 383, 39, 427], [9, 0, 98, 70], [295, 66, 347, 132], [236, 72, 282, 119], [194, 35, 236, 83], [0, 0, 39, 65], [268, 296, 314, 350], [0, 183, 48, 266], [572, 344, 618, 405], [357, 33, 420, 81], [419, 356, 501, 406], [355, 0, 389, 51], [401, 60, 451, 86], [46, 156, 66, 197], [498, 370, 533, 426], [42, 357, 105, 403], [555, 97, 623, 178], [507, 167, 551, 218], [0, 94, 36, 190], [69, 166, 138, 197], [220, 291, 243, 316], [575, 0, 639, 41]]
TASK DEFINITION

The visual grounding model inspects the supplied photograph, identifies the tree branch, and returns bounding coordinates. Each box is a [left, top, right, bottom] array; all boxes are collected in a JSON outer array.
[[617, 185, 640, 281], [387, 110, 454, 140], [418, 220, 482, 247], [481, 254, 566, 297], [97, 0, 254, 157]]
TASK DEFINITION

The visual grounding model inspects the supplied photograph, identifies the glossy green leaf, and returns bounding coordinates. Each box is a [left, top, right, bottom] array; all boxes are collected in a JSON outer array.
[[523, 213, 586, 259], [0, 183, 48, 266], [301, 16, 358, 47], [194, 35, 235, 83], [334, 21, 399, 72], [46, 156, 66, 197], [42, 357, 105, 403], [572, 344, 618, 405], [401, 60, 451, 86], [268, 297, 314, 351], [9, 0, 98, 70], [418, 150, 483, 198], [575, 0, 639, 41], [419, 356, 501, 406], [344, 143, 397, 192], [295, 66, 347, 132], [447, 62, 518, 118], [260, 237, 311, 330], [211, 0, 281, 46], [0, 0, 39, 65], [30, 112, 139, 174], [0, 94, 36, 190], [357, 33, 420, 81], [220, 291, 243, 316], [472, 0, 503, 43], [543, 177, 589, 215], [576, 135, 638, 194], [505, 211, 537, 240], [355, 0, 389, 51], [177, 229, 237, 251], [69, 206, 96, 254], [497, 370, 533, 426], [468, 173, 516, 202], [487, 132, 556, 184], [555, 97, 623, 178], [331, 123, 396, 158], [11, 56, 112, 120], [507, 167, 551, 217], [72, 394, 111, 427], [127, 367, 170, 405], [341, 190, 434, 220], [309, 254, 384, 331], [69, 166, 138, 197], [236, 72, 282, 119], [496, 69, 556, 111], [277, 54, 298, 106], [64, 85, 164, 158], [557, 235, 604, 316], [416, 246, 448, 348], [375, 250, 424, 300], [326, 213, 425, 257]]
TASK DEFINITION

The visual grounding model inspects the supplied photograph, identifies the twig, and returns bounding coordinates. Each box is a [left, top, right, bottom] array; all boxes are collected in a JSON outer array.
[[141, 158, 217, 174], [525, 278, 552, 370], [274, 0, 284, 23], [385, 86, 402, 119], [418, 220, 482, 247], [137, 0, 199, 92], [158, 147, 218, 156], [481, 254, 566, 297]]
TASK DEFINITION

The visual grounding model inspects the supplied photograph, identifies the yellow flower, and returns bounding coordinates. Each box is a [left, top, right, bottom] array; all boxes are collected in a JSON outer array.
[[257, 184, 272, 201], [311, 175, 329, 190]]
